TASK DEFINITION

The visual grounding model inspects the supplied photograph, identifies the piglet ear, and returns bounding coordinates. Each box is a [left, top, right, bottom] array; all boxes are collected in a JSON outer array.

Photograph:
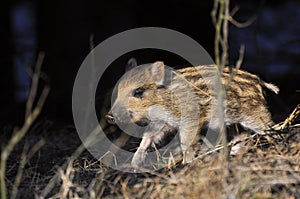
[[125, 58, 137, 71], [151, 61, 165, 85]]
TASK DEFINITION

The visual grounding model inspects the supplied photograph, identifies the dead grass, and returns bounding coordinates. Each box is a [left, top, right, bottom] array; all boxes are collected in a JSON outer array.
[[99, 125, 299, 199], [30, 104, 298, 199]]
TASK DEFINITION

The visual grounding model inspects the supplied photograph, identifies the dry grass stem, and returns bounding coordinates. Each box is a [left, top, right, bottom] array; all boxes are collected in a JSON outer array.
[[25, 52, 45, 119], [1, 54, 49, 199]]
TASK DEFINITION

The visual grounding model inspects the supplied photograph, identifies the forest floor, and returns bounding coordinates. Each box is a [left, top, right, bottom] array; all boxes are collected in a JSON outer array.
[[1, 104, 299, 199]]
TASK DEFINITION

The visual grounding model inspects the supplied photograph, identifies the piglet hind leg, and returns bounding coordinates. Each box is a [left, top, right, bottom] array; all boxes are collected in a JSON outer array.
[[179, 128, 200, 164], [235, 110, 276, 155], [239, 110, 275, 136]]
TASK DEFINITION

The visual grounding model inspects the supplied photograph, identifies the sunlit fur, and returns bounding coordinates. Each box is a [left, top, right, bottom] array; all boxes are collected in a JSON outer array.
[[108, 62, 279, 167]]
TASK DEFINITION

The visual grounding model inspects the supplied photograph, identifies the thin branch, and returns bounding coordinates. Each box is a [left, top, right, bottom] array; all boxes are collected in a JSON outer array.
[[228, 15, 257, 28], [212, 0, 230, 184], [229, 5, 240, 16], [272, 104, 300, 130], [235, 45, 245, 69], [25, 52, 45, 118], [10, 139, 45, 199], [213, 0, 224, 68], [211, 0, 219, 26], [1, 54, 49, 199], [221, 0, 229, 67]]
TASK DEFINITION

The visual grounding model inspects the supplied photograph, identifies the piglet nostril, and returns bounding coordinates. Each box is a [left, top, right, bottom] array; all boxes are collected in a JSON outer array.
[[105, 114, 115, 124], [128, 110, 134, 118]]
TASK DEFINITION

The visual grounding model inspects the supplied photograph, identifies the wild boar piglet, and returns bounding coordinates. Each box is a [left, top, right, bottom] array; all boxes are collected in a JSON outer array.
[[106, 61, 279, 167]]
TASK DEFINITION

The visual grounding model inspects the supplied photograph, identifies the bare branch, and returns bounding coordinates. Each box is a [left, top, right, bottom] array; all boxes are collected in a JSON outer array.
[[25, 52, 45, 118], [228, 15, 257, 28], [235, 45, 245, 69]]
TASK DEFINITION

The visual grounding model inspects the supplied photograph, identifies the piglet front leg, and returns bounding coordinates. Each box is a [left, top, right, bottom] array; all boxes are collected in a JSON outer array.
[[131, 136, 153, 168]]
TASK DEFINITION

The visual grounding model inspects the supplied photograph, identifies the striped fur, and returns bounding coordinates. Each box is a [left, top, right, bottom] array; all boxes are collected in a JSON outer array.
[[107, 62, 279, 167]]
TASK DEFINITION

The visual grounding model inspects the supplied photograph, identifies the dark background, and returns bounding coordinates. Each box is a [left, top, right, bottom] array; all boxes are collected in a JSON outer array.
[[0, 0, 299, 128]]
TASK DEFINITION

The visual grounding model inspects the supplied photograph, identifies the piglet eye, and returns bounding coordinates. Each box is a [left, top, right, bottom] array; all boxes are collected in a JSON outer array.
[[132, 87, 145, 98]]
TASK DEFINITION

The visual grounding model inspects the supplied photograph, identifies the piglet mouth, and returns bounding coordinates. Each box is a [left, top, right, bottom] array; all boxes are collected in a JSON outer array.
[[106, 113, 149, 127], [134, 118, 150, 127]]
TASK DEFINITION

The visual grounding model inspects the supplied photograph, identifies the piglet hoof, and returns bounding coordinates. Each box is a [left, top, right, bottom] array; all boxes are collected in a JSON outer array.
[[131, 150, 146, 172], [182, 150, 195, 164]]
